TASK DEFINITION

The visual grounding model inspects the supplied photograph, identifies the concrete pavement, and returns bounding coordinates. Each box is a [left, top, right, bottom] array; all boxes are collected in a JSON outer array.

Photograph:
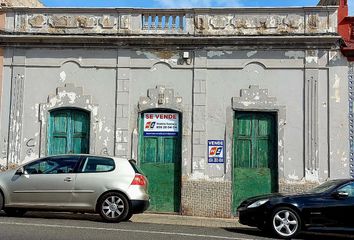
[[131, 213, 242, 228]]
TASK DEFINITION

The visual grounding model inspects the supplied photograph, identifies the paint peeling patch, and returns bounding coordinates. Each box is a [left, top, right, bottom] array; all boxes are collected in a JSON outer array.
[[60, 71, 66, 82], [98, 121, 103, 132], [207, 51, 227, 58], [329, 51, 339, 62], [247, 51, 257, 58], [288, 171, 299, 180], [136, 51, 178, 66], [331, 74, 341, 103], [305, 169, 319, 182], [285, 51, 304, 59], [241, 101, 256, 107]]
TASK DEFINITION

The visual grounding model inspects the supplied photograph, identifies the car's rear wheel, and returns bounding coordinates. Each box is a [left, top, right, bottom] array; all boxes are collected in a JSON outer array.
[[4, 208, 27, 217], [271, 207, 301, 239], [98, 192, 129, 222]]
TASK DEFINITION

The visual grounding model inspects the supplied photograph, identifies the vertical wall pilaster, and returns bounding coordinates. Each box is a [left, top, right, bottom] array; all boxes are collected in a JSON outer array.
[[304, 50, 320, 181], [8, 49, 26, 164], [192, 51, 207, 175], [115, 49, 131, 158]]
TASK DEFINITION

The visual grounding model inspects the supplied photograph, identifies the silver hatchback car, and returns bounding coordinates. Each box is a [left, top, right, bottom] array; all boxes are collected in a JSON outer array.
[[0, 154, 149, 222]]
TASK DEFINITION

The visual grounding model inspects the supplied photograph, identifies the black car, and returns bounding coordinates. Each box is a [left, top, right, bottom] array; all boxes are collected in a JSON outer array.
[[237, 179, 354, 239]]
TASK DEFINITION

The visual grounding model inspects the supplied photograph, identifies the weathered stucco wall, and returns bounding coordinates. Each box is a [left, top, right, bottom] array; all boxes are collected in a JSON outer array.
[[0, 6, 351, 217], [0, 48, 349, 178]]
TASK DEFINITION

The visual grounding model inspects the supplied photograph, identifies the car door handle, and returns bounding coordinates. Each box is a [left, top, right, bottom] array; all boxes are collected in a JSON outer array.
[[64, 177, 72, 182]]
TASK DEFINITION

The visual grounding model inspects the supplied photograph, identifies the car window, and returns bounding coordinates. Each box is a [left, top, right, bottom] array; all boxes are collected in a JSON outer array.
[[307, 180, 343, 194], [24, 156, 81, 174], [338, 182, 354, 197], [80, 157, 115, 173]]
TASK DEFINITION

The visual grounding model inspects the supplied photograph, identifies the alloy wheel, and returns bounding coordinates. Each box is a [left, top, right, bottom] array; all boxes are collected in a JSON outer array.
[[102, 196, 125, 219], [272, 209, 299, 238], [98, 192, 129, 222]]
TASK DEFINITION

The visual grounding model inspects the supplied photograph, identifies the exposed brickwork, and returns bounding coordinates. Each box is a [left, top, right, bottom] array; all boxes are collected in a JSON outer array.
[[279, 181, 319, 194], [181, 180, 232, 218]]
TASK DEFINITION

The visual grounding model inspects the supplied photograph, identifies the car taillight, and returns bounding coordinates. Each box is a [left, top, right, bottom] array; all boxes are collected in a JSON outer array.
[[131, 174, 146, 186]]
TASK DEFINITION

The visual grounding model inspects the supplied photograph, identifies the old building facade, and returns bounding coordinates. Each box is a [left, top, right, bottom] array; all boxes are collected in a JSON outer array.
[[0, 2, 350, 217]]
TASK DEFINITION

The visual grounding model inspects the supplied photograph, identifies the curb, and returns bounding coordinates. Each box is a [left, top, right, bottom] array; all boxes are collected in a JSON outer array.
[[131, 213, 243, 228]]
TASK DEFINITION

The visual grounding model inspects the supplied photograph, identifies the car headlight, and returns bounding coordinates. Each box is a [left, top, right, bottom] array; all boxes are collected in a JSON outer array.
[[247, 199, 269, 208]]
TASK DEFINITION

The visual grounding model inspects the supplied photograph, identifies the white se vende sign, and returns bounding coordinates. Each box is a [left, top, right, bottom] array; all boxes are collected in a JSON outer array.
[[143, 113, 179, 136]]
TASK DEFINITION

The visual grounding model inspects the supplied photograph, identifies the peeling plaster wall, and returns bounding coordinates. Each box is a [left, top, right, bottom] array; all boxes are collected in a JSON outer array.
[[328, 52, 350, 178], [1, 47, 349, 181], [3, 48, 117, 162], [0, 56, 12, 167], [206, 52, 304, 181], [202, 49, 349, 182]]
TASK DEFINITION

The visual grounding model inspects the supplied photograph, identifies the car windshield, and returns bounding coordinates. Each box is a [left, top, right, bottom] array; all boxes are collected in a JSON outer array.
[[306, 180, 343, 194]]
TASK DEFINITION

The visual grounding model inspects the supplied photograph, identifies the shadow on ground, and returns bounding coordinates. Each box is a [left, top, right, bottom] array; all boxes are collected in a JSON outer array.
[[0, 210, 109, 222], [224, 227, 354, 240]]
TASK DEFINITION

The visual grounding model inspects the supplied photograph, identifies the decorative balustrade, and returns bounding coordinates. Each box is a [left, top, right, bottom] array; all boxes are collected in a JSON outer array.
[[142, 13, 185, 32], [1, 7, 338, 36]]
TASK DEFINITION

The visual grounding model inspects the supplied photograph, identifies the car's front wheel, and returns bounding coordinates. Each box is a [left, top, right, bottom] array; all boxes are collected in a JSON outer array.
[[98, 192, 129, 222], [271, 207, 301, 239]]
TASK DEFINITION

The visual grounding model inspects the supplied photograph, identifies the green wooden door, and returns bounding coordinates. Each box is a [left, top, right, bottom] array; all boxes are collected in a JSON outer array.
[[139, 113, 181, 212], [233, 112, 277, 212], [48, 109, 90, 155]]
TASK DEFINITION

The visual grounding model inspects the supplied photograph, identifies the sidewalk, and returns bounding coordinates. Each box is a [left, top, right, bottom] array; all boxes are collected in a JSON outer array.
[[131, 213, 243, 228]]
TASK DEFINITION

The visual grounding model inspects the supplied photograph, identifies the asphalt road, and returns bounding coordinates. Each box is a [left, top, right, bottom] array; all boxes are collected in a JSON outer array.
[[0, 211, 353, 240]]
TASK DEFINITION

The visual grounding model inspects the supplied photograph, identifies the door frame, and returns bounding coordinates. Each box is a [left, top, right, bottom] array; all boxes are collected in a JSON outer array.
[[229, 85, 286, 183], [138, 108, 183, 212], [232, 110, 279, 213], [47, 108, 91, 155]]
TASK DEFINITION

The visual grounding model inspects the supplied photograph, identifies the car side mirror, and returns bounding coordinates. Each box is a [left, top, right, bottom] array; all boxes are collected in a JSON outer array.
[[333, 191, 349, 199], [15, 167, 24, 176]]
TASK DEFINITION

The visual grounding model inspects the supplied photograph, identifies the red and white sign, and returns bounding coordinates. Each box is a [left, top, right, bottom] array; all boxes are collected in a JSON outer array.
[[143, 113, 179, 136]]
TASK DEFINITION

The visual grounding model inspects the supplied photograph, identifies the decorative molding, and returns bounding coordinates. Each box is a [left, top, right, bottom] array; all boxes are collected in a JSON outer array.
[[27, 14, 117, 30], [304, 69, 319, 180], [138, 85, 183, 112], [11, 9, 335, 36], [232, 85, 278, 109], [120, 15, 131, 30], [39, 83, 98, 157], [209, 16, 228, 29]]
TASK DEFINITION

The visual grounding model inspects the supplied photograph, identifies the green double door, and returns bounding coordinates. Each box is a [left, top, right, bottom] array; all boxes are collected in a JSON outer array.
[[139, 113, 181, 212], [233, 112, 278, 212], [48, 109, 90, 155]]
